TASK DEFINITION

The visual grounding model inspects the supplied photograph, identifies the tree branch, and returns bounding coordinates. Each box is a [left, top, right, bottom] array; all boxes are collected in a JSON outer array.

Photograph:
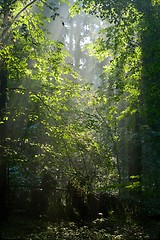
[[1, 0, 37, 42]]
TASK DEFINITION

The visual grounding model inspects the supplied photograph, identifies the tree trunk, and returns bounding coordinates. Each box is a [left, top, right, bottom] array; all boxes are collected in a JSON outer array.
[[134, 1, 160, 205], [128, 109, 142, 174], [0, 64, 8, 221]]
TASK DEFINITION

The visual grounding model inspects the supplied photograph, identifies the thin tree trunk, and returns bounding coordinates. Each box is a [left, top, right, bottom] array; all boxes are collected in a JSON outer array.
[[0, 64, 8, 221]]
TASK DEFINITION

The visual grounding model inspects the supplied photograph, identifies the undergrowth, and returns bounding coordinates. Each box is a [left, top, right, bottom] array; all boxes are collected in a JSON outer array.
[[0, 215, 150, 240]]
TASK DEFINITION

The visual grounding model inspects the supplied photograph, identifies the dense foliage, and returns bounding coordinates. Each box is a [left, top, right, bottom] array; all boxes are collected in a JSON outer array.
[[1, 0, 160, 238], [71, 0, 160, 212]]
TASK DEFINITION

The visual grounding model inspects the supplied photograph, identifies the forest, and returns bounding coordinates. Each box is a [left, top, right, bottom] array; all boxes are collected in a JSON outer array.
[[0, 0, 160, 239]]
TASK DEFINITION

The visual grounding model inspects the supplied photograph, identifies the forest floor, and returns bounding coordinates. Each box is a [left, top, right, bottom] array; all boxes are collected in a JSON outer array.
[[1, 214, 159, 240]]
